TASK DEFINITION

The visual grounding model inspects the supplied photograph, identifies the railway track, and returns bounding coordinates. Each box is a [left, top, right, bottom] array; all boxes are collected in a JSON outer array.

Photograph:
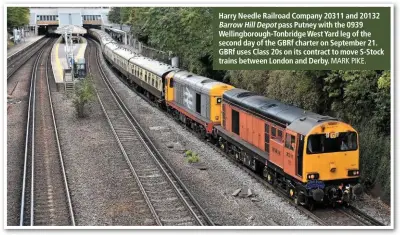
[[87, 39, 214, 226], [95, 39, 386, 227], [7, 37, 50, 80], [19, 40, 75, 226]]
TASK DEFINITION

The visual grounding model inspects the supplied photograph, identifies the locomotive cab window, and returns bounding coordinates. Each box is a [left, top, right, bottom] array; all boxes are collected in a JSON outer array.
[[271, 127, 276, 138], [278, 130, 283, 140], [306, 131, 358, 154], [265, 123, 270, 153], [232, 109, 240, 135], [222, 104, 226, 128], [169, 78, 174, 88], [196, 93, 201, 113], [285, 134, 295, 151]]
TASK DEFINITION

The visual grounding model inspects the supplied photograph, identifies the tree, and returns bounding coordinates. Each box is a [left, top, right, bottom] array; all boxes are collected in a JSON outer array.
[[108, 7, 131, 29], [72, 75, 96, 118], [128, 7, 214, 76], [7, 7, 30, 31], [108, 7, 121, 24], [374, 71, 391, 134]]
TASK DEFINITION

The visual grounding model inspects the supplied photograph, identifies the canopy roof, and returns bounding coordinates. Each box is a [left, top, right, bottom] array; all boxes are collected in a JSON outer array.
[[55, 25, 87, 35]]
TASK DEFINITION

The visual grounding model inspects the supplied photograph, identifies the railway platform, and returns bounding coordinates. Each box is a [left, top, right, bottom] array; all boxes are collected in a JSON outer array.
[[7, 35, 45, 59], [51, 36, 87, 88]]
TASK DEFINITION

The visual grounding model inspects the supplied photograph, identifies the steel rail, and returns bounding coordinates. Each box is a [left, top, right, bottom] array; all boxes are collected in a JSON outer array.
[[45, 49, 76, 226], [19, 46, 45, 226], [90, 39, 214, 226], [86, 43, 163, 226]]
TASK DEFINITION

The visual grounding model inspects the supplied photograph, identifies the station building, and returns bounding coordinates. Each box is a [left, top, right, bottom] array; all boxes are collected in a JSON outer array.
[[29, 7, 111, 35]]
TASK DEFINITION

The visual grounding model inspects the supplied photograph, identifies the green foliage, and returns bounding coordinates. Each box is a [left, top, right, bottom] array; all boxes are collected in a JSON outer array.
[[109, 7, 131, 26], [357, 121, 390, 203], [120, 8, 131, 24], [186, 153, 200, 163], [267, 71, 322, 112], [108, 7, 121, 24], [72, 75, 96, 118], [374, 71, 391, 134], [128, 7, 214, 76], [7, 7, 30, 30], [185, 150, 193, 157], [184, 150, 200, 163], [227, 70, 269, 95]]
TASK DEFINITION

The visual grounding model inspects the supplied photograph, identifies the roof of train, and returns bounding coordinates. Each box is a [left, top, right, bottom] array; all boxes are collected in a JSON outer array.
[[172, 70, 231, 94], [223, 88, 337, 135], [90, 28, 178, 77]]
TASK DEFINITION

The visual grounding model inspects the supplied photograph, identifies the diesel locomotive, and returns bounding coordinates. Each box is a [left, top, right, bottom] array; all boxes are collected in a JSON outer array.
[[88, 29, 362, 209]]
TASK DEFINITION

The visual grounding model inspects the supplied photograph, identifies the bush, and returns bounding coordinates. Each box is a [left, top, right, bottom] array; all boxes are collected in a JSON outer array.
[[357, 122, 391, 203], [72, 74, 96, 118]]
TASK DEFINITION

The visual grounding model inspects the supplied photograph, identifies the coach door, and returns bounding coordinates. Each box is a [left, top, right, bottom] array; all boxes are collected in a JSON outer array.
[[283, 129, 299, 179]]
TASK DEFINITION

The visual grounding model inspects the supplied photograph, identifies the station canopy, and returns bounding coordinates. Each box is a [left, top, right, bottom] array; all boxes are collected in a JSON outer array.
[[55, 25, 87, 35]]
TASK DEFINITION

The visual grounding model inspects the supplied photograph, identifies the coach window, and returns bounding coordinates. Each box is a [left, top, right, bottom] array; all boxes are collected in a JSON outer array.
[[265, 123, 270, 153], [169, 78, 174, 87]]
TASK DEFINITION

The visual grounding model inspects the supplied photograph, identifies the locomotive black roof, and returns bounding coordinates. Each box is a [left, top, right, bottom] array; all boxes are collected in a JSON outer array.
[[223, 88, 337, 135]]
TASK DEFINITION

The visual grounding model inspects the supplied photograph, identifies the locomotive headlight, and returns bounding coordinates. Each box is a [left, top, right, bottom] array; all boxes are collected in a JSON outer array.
[[347, 170, 360, 176], [216, 97, 222, 104], [307, 173, 320, 180]]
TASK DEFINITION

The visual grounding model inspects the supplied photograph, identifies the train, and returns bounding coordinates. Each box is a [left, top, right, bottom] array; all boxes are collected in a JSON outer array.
[[88, 28, 362, 210]]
